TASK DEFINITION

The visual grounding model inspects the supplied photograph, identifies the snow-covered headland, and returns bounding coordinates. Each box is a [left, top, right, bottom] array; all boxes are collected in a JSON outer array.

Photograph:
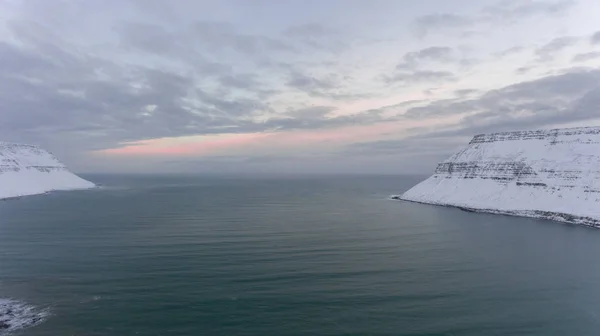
[[395, 126, 600, 227], [0, 142, 95, 200]]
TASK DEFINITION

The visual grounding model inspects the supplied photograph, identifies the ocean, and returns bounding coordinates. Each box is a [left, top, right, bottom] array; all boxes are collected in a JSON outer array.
[[1, 174, 600, 336]]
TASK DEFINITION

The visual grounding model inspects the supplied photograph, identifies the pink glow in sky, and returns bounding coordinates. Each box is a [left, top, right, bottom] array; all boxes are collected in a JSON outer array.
[[96, 115, 463, 158], [99, 132, 271, 156]]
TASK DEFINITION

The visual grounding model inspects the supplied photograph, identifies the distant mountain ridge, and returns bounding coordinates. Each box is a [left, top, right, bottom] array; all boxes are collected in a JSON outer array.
[[0, 142, 95, 199], [396, 126, 600, 227]]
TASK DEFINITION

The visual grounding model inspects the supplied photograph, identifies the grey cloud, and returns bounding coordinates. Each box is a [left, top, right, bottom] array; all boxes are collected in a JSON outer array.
[[572, 51, 600, 63], [454, 89, 479, 98], [0, 26, 392, 155], [285, 71, 368, 100], [402, 98, 466, 119], [116, 22, 179, 55], [377, 99, 429, 110], [482, 0, 574, 21], [391, 100, 429, 108], [233, 34, 292, 55], [356, 100, 431, 118], [286, 72, 335, 91], [535, 36, 578, 62], [495, 46, 525, 57], [404, 46, 453, 63], [3, 0, 597, 174], [411, 90, 600, 141], [195, 89, 271, 119], [261, 105, 387, 132], [187, 20, 352, 59], [392, 46, 475, 82], [423, 89, 437, 96], [285, 71, 338, 99], [402, 69, 600, 136], [355, 69, 600, 164], [192, 21, 294, 55], [0, 38, 262, 151], [516, 66, 531, 74], [113, 22, 234, 77], [218, 74, 260, 89], [284, 24, 336, 38], [0, 41, 57, 76], [414, 0, 574, 37], [0, 31, 389, 158], [412, 14, 472, 37], [113, 19, 298, 74], [283, 23, 348, 53], [217, 71, 279, 100], [286, 106, 335, 119], [2, 15, 395, 155], [458, 58, 479, 69], [592, 31, 600, 45], [397, 46, 454, 70], [251, 106, 340, 132], [385, 71, 456, 84]]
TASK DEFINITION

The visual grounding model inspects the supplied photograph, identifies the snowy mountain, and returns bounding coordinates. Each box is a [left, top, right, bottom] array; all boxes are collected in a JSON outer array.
[[396, 126, 600, 227], [0, 142, 95, 199]]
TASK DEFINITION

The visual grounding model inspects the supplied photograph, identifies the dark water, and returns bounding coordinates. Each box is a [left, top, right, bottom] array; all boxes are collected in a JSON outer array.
[[2, 175, 600, 336]]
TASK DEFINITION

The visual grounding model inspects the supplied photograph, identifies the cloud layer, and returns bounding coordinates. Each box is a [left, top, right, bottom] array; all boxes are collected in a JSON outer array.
[[1, 0, 600, 173]]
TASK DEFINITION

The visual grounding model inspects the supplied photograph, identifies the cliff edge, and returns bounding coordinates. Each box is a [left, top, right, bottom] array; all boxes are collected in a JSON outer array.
[[0, 143, 95, 199], [397, 126, 600, 227]]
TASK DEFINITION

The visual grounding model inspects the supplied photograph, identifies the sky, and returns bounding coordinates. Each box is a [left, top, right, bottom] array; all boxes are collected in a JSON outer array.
[[1, 0, 600, 174]]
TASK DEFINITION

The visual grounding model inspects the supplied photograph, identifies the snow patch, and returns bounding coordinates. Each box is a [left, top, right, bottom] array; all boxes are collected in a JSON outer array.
[[0, 142, 95, 199], [397, 126, 600, 227]]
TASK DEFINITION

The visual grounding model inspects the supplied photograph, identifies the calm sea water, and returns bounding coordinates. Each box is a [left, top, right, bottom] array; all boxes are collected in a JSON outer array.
[[2, 174, 600, 336]]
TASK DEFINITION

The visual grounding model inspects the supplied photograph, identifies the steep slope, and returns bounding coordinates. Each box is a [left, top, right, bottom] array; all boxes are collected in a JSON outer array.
[[0, 143, 95, 199], [397, 126, 600, 227]]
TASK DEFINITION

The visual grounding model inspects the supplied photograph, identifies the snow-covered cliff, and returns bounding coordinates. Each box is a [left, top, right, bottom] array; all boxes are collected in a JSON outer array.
[[397, 126, 600, 227], [0, 142, 94, 199]]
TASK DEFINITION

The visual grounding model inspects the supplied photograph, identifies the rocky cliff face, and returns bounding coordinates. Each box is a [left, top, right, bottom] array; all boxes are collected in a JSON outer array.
[[0, 142, 95, 199], [397, 126, 600, 227]]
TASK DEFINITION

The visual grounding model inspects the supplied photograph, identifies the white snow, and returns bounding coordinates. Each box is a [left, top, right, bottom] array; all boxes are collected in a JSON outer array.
[[0, 142, 95, 200], [399, 126, 600, 227]]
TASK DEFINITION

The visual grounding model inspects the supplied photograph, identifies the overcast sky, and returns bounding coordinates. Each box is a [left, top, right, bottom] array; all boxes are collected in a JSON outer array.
[[1, 0, 600, 174]]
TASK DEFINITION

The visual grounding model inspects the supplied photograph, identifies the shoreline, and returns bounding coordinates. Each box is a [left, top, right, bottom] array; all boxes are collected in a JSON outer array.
[[0, 185, 98, 202], [391, 195, 600, 229]]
